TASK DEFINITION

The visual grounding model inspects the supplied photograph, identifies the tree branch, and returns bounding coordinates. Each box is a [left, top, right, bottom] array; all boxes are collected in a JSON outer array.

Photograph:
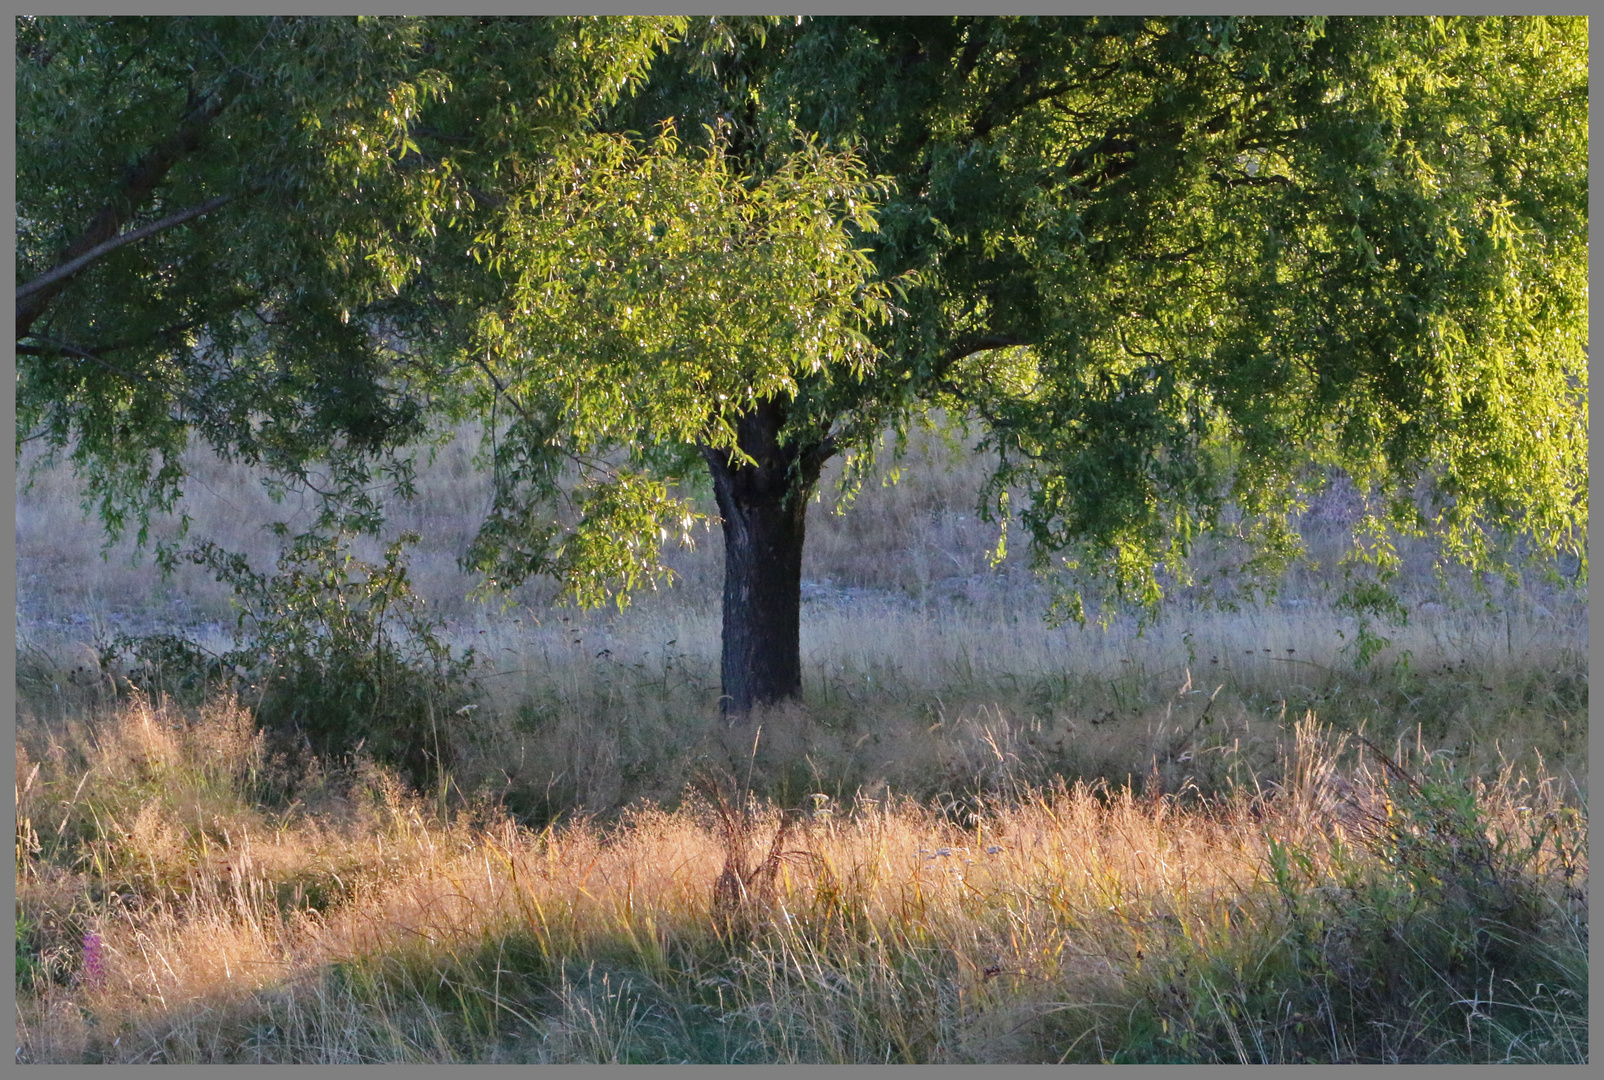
[[938, 334, 1032, 370], [973, 78, 1077, 143], [1208, 169, 1297, 191], [16, 193, 239, 305], [16, 338, 152, 384], [16, 335, 217, 426], [16, 78, 238, 340], [473, 355, 535, 426]]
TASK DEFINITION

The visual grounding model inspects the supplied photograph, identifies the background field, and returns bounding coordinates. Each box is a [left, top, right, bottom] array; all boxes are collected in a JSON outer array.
[[14, 421, 1588, 1063]]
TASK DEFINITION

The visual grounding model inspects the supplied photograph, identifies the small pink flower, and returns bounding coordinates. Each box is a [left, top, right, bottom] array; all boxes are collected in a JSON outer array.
[[81, 932, 104, 989]]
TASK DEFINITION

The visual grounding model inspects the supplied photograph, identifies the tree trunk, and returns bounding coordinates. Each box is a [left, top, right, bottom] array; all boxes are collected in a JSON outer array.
[[701, 400, 828, 722]]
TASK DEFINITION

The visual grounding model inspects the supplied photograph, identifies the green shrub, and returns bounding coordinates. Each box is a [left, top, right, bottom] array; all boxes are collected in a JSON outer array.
[[1220, 746, 1587, 1062], [102, 631, 234, 706], [186, 530, 479, 790]]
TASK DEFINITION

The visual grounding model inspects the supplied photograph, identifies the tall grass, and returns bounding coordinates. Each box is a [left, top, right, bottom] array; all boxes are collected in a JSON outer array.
[[16, 416, 1587, 1062], [18, 418, 1586, 814], [14, 695, 1586, 1063]]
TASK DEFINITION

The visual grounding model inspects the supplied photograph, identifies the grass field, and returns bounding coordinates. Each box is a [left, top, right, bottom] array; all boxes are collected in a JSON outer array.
[[14, 422, 1588, 1063]]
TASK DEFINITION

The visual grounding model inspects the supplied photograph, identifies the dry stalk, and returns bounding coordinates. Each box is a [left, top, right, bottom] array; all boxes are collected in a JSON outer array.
[[694, 772, 830, 939]]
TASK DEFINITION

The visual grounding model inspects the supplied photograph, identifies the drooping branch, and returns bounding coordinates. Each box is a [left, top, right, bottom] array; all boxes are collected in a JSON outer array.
[[817, 334, 1035, 470], [929, 335, 1035, 430]]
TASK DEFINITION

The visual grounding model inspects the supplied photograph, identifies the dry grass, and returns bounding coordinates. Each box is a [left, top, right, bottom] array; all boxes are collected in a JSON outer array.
[[14, 695, 1587, 1063], [15, 414, 1588, 1062]]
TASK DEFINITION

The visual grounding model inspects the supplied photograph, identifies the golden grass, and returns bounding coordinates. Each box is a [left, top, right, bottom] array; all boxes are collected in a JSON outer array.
[[15, 693, 1587, 1063], [15, 414, 1588, 1062]]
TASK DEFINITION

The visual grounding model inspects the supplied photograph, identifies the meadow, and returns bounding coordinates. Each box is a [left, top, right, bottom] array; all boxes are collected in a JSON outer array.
[[14, 421, 1588, 1063]]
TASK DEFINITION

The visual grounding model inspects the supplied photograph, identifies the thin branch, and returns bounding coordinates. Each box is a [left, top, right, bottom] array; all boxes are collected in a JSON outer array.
[[472, 354, 534, 425], [17, 338, 160, 387], [16, 78, 239, 339], [15, 337, 218, 431], [969, 58, 1045, 142], [1117, 325, 1164, 364], [1061, 135, 1140, 180], [394, 141, 506, 210], [973, 79, 1076, 142], [16, 193, 239, 303], [20, 316, 205, 366], [1208, 169, 1297, 191]]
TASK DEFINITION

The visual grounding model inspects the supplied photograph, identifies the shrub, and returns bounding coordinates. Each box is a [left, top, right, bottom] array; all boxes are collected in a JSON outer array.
[[1212, 734, 1588, 1063], [145, 530, 481, 791]]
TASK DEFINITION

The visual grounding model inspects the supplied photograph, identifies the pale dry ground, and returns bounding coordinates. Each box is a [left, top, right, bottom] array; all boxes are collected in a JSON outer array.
[[13, 697, 1588, 1063]]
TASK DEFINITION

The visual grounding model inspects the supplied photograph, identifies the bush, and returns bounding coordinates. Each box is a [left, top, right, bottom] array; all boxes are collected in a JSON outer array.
[[213, 530, 478, 789], [102, 631, 234, 706], [1218, 739, 1588, 1063], [108, 530, 480, 791]]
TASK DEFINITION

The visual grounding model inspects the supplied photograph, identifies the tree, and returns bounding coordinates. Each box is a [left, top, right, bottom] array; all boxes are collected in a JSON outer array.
[[19, 17, 1588, 725], [15, 13, 900, 723], [463, 16, 1588, 712], [453, 121, 903, 711]]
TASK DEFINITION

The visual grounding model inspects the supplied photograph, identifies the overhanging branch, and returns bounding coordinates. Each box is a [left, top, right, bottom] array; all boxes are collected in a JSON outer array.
[[16, 193, 239, 304], [15, 77, 239, 341]]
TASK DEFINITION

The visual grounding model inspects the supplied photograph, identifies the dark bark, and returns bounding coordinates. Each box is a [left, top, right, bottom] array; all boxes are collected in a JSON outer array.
[[700, 400, 831, 721]]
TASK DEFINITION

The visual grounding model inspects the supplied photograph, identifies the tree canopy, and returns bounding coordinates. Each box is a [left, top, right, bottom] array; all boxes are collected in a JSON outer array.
[[16, 15, 682, 539], [600, 15, 1588, 611], [16, 16, 1588, 715]]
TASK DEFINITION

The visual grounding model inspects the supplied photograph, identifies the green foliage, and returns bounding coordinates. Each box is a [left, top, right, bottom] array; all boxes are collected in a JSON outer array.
[[95, 529, 478, 790], [191, 531, 478, 789], [102, 631, 234, 706], [1233, 750, 1585, 1062], [15, 909, 40, 990], [619, 15, 1586, 619], [16, 15, 684, 546], [457, 121, 906, 602], [1332, 521, 1410, 667]]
